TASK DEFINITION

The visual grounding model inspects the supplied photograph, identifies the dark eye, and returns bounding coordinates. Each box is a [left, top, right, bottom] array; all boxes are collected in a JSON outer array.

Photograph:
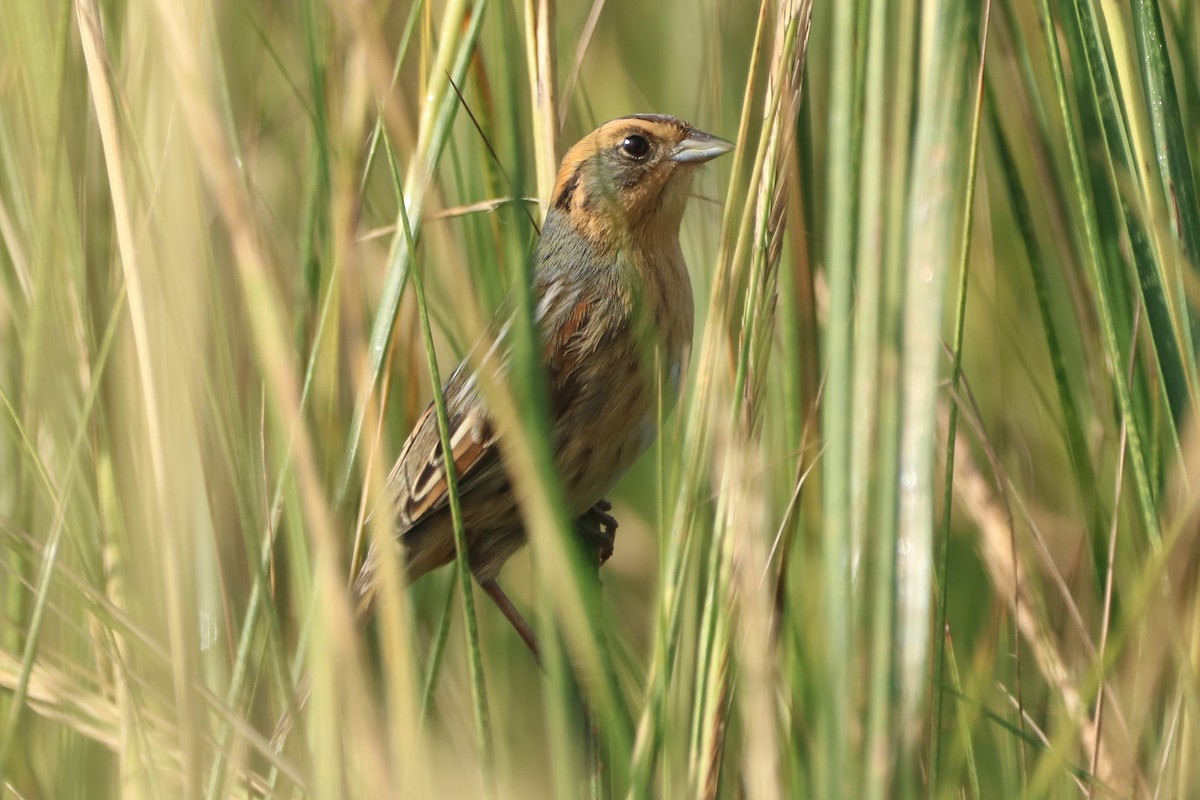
[[620, 134, 650, 159]]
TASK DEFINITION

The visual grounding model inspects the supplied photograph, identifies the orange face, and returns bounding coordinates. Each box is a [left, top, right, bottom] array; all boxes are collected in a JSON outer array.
[[550, 114, 733, 242]]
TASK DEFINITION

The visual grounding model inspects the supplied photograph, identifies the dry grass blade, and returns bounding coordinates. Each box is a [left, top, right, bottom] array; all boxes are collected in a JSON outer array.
[[941, 403, 1136, 793]]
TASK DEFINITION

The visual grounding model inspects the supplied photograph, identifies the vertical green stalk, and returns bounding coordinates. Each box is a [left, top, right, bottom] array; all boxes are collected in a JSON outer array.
[[629, 2, 773, 794], [1037, 0, 1162, 545], [896, 3, 975, 763], [400, 198, 497, 792], [819, 0, 858, 794], [856, 2, 892, 796], [875, 0, 917, 786], [337, 0, 490, 501], [930, 5, 990, 793], [1072, 0, 1188, 452], [1132, 0, 1200, 391]]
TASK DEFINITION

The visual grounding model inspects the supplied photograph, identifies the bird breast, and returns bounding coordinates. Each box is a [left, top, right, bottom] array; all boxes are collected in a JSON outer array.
[[535, 214, 694, 514]]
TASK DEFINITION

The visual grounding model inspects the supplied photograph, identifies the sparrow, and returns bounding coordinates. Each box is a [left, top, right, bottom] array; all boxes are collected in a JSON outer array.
[[356, 114, 733, 655]]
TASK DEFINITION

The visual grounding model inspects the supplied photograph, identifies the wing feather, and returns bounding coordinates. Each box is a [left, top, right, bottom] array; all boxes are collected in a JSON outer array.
[[387, 389, 499, 533]]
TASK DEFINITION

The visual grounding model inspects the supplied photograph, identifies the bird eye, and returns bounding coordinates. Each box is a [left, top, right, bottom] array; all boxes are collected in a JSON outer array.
[[620, 135, 651, 159]]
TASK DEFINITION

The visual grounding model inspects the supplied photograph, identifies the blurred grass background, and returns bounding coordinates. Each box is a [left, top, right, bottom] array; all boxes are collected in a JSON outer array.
[[2, 0, 1200, 797]]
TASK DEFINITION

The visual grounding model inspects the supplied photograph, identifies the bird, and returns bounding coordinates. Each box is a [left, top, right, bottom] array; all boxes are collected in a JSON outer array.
[[355, 114, 733, 657]]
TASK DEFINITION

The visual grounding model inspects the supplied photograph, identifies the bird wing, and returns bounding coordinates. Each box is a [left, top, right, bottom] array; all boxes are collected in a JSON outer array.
[[385, 223, 621, 535], [385, 364, 501, 532]]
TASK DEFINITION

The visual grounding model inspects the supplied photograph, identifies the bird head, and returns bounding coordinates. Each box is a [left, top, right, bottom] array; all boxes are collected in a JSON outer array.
[[549, 114, 733, 245]]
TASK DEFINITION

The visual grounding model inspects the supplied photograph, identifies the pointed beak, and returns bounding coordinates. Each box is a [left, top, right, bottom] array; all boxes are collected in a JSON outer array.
[[669, 129, 735, 163]]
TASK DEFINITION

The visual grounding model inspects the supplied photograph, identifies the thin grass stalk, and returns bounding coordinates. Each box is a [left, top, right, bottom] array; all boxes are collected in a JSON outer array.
[[850, 0, 887, 593], [0, 528, 306, 790], [0, 418, 65, 775], [208, 71, 352, 795], [986, 74, 1112, 602], [493, 272, 629, 790], [896, 5, 977, 762], [453, 62, 516, 316], [627, 3, 773, 794], [1063, 3, 1161, 479], [875, 2, 918, 788], [692, 3, 808, 796], [519, 5, 604, 792], [855, 1, 893, 794], [767, 144, 819, 697], [1180, 577, 1200, 794], [476, 15, 585, 791], [429, 50, 638, 796], [496, 213, 631, 798], [1103, 0, 1200, 414], [70, 3, 207, 792], [726, 8, 811, 790], [817, 0, 858, 789], [463, 18, 635, 789], [525, 0, 559, 208], [337, 0, 490, 500], [352, 86, 431, 800], [943, 634, 982, 799], [0, 240, 127, 769], [1086, 372, 1130, 797], [0, 198, 109, 788], [689, 42, 794, 784], [297, 0, 331, 340], [360, 0, 424, 198], [691, 526, 732, 798], [691, 389, 749, 793], [452, 90, 634, 800], [1131, 0, 1200, 399], [929, 5, 990, 793], [944, 387, 1140, 793], [146, 0, 397, 794], [253, 13, 427, 793], [1036, 0, 1164, 543], [559, 0, 605, 126], [401, 197, 497, 791], [1072, 0, 1189, 457], [732, 5, 809, 797], [985, 92, 1085, 792]]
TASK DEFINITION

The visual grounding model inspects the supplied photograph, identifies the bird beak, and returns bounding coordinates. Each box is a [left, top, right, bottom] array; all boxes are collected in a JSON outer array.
[[669, 130, 735, 163]]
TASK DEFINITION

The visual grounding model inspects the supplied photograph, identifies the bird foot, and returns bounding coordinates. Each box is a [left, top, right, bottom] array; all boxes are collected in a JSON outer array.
[[577, 498, 618, 566]]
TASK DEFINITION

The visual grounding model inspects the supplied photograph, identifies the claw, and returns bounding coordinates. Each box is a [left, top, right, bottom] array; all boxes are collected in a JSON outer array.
[[578, 498, 619, 566]]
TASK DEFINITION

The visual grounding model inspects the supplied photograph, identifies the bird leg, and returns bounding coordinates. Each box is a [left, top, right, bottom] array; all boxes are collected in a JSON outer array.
[[478, 500, 618, 666], [576, 498, 619, 566], [480, 579, 542, 666]]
